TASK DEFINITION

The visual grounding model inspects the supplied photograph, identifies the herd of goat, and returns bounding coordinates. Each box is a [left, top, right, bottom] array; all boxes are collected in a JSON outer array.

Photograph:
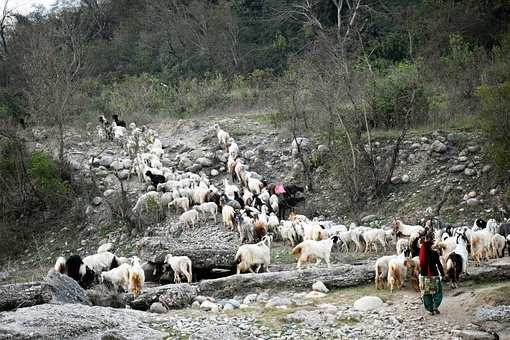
[[52, 115, 510, 299]]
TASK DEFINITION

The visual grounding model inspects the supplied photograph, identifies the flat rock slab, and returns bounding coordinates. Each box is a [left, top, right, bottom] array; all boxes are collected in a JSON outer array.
[[0, 304, 166, 339]]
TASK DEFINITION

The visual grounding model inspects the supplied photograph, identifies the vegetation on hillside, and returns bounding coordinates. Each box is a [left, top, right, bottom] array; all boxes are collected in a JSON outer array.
[[0, 0, 509, 251]]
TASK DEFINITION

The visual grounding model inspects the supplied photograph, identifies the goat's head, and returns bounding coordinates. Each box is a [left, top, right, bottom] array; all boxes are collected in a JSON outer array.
[[331, 235, 339, 244]]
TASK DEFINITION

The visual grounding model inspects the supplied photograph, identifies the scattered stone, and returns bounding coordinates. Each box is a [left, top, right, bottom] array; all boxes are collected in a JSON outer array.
[[178, 157, 193, 169], [361, 215, 378, 224], [490, 189, 497, 196], [191, 301, 200, 309], [353, 296, 384, 311], [244, 150, 256, 159], [401, 174, 410, 183], [464, 168, 476, 176], [103, 189, 115, 198], [449, 164, 466, 173], [200, 300, 219, 312], [431, 140, 447, 153], [118, 169, 130, 180], [317, 145, 329, 153], [305, 291, 326, 299], [228, 299, 240, 309], [92, 197, 102, 206], [466, 198, 480, 206], [223, 303, 234, 311], [451, 329, 497, 340], [468, 145, 481, 153], [390, 176, 401, 184], [196, 157, 213, 167], [482, 165, 492, 173], [149, 302, 167, 314], [468, 191, 477, 198], [266, 297, 293, 308], [243, 294, 258, 305], [210, 169, 219, 177], [312, 281, 329, 293]]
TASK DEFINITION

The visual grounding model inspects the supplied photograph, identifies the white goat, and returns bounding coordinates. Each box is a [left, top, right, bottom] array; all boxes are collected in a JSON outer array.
[[491, 234, 506, 258], [128, 256, 145, 296], [222, 204, 236, 231], [101, 263, 130, 291], [82, 252, 119, 273], [179, 209, 199, 228], [54, 256, 66, 274], [132, 191, 161, 215], [168, 197, 190, 214], [292, 236, 339, 269], [235, 235, 272, 274], [228, 138, 239, 159], [194, 202, 218, 223], [164, 254, 193, 284], [374, 255, 397, 289], [214, 124, 230, 150]]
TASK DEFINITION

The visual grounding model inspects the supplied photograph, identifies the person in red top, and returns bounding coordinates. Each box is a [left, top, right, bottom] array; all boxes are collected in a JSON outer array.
[[418, 229, 445, 315]]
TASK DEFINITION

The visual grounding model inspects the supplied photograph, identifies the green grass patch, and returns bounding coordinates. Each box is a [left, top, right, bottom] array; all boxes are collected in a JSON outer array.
[[446, 114, 482, 132]]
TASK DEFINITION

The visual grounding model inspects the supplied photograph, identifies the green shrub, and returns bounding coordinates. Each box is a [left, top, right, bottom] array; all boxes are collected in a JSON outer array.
[[475, 81, 510, 177], [27, 152, 69, 197], [370, 61, 432, 128]]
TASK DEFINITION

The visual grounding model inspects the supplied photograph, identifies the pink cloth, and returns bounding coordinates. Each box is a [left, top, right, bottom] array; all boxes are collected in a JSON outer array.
[[275, 184, 286, 194]]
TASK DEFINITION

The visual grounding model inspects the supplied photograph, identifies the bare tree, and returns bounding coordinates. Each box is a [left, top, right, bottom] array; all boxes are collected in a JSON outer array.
[[0, 0, 13, 59], [19, 10, 85, 169]]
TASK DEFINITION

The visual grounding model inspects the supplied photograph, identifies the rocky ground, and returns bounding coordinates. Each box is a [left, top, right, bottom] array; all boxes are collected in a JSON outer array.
[[1, 111, 509, 339], [1, 279, 508, 339]]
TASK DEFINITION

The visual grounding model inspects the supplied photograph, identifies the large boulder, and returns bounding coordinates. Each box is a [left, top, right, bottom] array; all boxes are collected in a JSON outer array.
[[431, 140, 447, 153], [0, 303, 166, 339], [46, 270, 91, 306], [353, 296, 384, 311]]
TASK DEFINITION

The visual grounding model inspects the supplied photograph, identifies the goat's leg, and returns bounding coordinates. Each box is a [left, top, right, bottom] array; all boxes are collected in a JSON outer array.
[[255, 264, 262, 273]]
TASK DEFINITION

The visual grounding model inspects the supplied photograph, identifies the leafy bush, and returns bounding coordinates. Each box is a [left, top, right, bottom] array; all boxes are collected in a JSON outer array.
[[475, 81, 510, 177], [370, 61, 432, 128], [27, 152, 69, 198]]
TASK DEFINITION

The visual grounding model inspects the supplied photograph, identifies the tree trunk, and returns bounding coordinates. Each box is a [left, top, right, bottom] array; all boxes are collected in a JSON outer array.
[[0, 282, 52, 311]]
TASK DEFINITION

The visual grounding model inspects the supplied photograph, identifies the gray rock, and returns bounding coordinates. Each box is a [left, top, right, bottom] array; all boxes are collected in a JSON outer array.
[[178, 157, 193, 169], [482, 165, 492, 173], [431, 140, 447, 153], [420, 137, 429, 143], [0, 303, 165, 339], [92, 197, 103, 206], [390, 176, 401, 184], [411, 143, 421, 149], [210, 169, 219, 177], [118, 169, 130, 180], [99, 155, 114, 167], [188, 164, 202, 172], [401, 174, 410, 183], [490, 189, 497, 196], [468, 145, 481, 153], [458, 156, 468, 162], [361, 215, 378, 223], [200, 300, 219, 312], [353, 296, 384, 311], [243, 294, 258, 305], [466, 198, 480, 206], [196, 157, 213, 167], [191, 300, 200, 309], [450, 164, 466, 173], [317, 145, 329, 153], [304, 291, 326, 299], [464, 168, 476, 176], [228, 299, 240, 309], [0, 272, 9, 282], [312, 281, 329, 293], [103, 189, 115, 198], [265, 297, 293, 308], [451, 329, 498, 340], [190, 325, 240, 340], [110, 160, 122, 171], [45, 270, 91, 305], [149, 302, 167, 314], [245, 150, 256, 160], [223, 303, 234, 311], [468, 191, 477, 198]]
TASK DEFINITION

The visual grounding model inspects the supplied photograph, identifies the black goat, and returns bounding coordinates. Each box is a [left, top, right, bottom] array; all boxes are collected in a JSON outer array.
[[112, 114, 127, 127], [145, 171, 166, 187]]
